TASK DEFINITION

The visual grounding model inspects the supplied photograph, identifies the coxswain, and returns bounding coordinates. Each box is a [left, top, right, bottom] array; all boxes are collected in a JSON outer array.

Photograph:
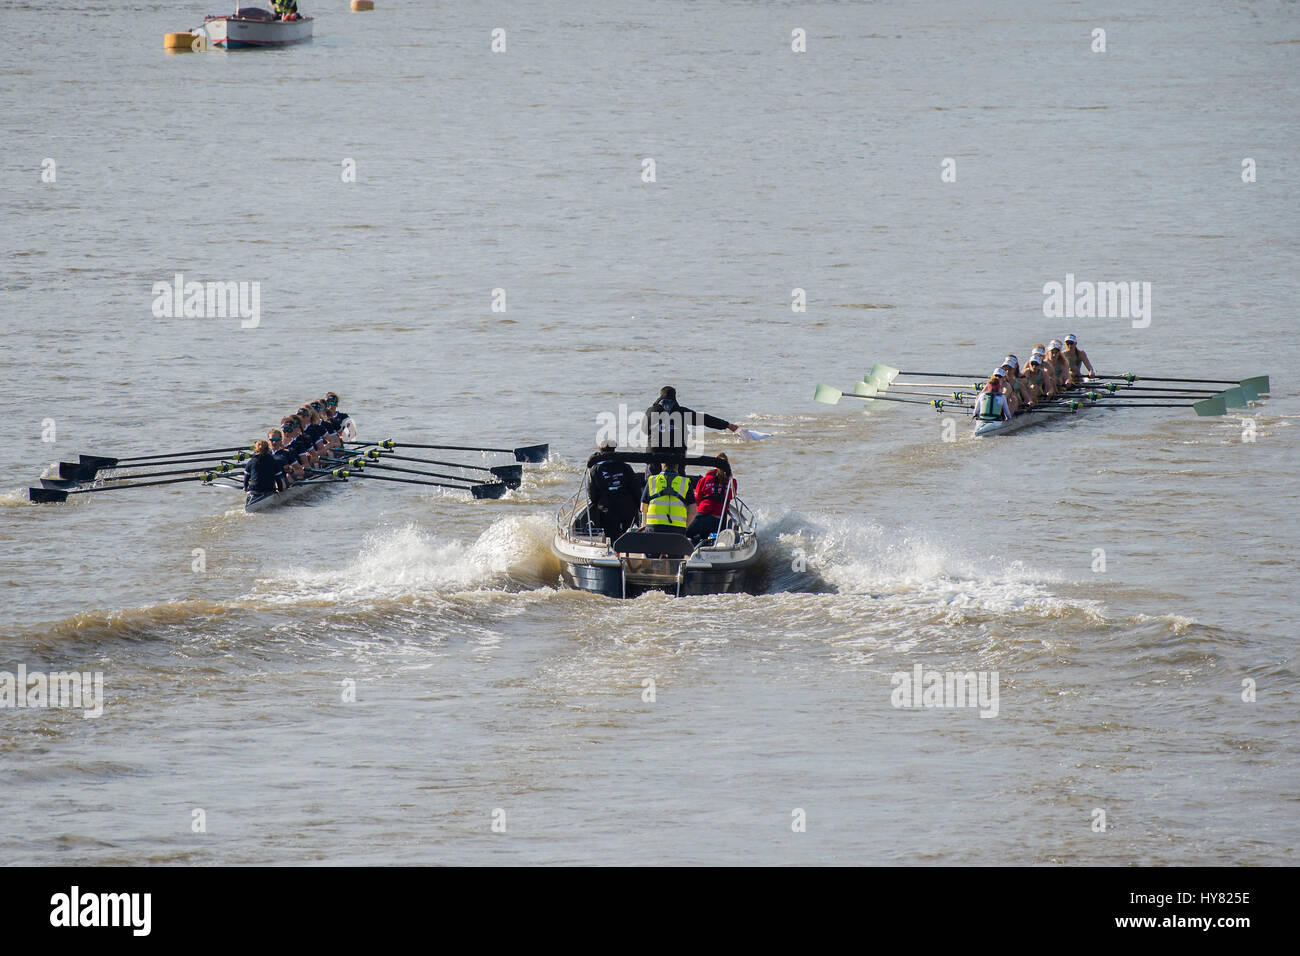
[[244, 439, 284, 497], [972, 373, 1010, 423], [641, 457, 694, 534], [686, 452, 737, 544], [586, 440, 642, 541], [642, 386, 739, 461], [1062, 334, 1095, 384]]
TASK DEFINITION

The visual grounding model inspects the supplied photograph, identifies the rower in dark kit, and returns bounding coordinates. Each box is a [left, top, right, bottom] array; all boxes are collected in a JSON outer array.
[[243, 440, 285, 497]]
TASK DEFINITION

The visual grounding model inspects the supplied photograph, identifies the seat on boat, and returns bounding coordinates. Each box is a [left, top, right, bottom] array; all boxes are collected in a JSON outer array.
[[611, 530, 695, 558], [710, 529, 737, 548]]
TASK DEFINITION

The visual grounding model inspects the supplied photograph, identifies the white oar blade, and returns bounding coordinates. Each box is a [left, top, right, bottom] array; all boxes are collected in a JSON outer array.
[[1193, 394, 1228, 417], [1239, 375, 1269, 394], [814, 384, 843, 405], [866, 363, 899, 386], [737, 428, 771, 442]]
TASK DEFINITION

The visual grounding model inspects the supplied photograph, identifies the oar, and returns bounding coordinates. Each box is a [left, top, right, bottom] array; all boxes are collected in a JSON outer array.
[[1085, 384, 1232, 395], [75, 462, 247, 482], [350, 447, 523, 483], [867, 383, 975, 401], [1094, 374, 1269, 391], [80, 451, 251, 471], [814, 384, 970, 410], [85, 445, 254, 466], [322, 455, 519, 489], [353, 440, 548, 463], [317, 468, 508, 500], [28, 474, 206, 504]]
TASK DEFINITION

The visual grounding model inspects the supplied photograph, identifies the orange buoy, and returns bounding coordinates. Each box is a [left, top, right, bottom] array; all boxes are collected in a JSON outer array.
[[351, 0, 374, 10], [164, 32, 198, 51]]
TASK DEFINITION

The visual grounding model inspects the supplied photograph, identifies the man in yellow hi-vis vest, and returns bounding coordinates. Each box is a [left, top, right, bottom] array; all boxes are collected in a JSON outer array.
[[640, 461, 694, 534]]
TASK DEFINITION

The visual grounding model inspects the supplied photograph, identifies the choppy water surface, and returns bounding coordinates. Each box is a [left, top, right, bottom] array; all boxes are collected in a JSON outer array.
[[1, 0, 1297, 864]]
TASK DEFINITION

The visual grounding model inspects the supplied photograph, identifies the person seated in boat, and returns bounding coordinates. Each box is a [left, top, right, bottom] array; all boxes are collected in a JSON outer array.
[[270, 0, 299, 20], [1021, 355, 1052, 405], [280, 417, 309, 460], [244, 440, 285, 496], [1046, 341, 1071, 389], [586, 440, 641, 541], [643, 385, 739, 461], [301, 403, 341, 453], [1062, 334, 1095, 384], [687, 452, 737, 544], [1030, 346, 1062, 395], [640, 457, 694, 535], [1000, 358, 1031, 414], [972, 375, 1010, 423], [322, 392, 349, 430], [266, 428, 299, 486]]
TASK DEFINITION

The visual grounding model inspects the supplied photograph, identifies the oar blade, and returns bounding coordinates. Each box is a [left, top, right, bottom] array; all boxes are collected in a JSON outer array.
[[1192, 395, 1227, 417], [866, 363, 900, 386], [1238, 384, 1259, 404], [56, 461, 97, 481], [1221, 386, 1247, 408], [852, 380, 878, 397], [29, 487, 69, 503], [514, 443, 549, 463], [79, 454, 118, 471], [813, 384, 843, 405], [471, 482, 509, 500], [489, 464, 524, 484], [1239, 375, 1269, 394]]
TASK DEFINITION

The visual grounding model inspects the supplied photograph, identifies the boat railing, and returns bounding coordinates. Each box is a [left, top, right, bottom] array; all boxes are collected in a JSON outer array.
[[556, 472, 609, 542]]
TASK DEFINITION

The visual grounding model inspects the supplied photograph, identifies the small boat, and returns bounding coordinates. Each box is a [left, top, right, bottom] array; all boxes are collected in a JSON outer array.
[[200, 7, 313, 49], [552, 452, 760, 598]]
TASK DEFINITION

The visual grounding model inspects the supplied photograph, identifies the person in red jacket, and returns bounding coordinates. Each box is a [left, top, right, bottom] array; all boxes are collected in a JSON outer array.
[[686, 453, 737, 543]]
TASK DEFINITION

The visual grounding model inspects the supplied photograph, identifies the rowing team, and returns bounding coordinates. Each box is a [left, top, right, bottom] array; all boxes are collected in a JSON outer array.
[[243, 392, 351, 496], [972, 335, 1096, 422]]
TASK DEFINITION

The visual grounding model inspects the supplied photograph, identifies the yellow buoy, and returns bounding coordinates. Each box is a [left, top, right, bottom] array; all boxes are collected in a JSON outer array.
[[351, 0, 374, 10], [164, 32, 197, 51]]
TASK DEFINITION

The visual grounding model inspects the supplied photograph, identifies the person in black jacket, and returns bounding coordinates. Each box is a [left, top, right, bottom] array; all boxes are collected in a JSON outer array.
[[642, 385, 739, 459], [244, 440, 285, 497], [586, 440, 642, 541]]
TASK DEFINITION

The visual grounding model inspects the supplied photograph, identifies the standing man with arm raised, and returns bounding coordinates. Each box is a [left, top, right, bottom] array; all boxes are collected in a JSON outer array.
[[642, 385, 739, 460]]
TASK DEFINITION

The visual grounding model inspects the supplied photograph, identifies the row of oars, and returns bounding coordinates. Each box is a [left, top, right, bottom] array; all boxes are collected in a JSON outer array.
[[27, 440, 549, 504], [816, 363, 1270, 419]]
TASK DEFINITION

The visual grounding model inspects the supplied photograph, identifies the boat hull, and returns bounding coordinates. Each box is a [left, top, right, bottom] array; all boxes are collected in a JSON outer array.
[[972, 381, 1101, 437], [244, 470, 343, 512], [552, 527, 760, 598], [556, 550, 756, 598], [202, 15, 313, 49]]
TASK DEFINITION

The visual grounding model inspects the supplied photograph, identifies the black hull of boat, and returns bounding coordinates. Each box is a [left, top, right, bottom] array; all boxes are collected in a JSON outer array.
[[560, 560, 753, 598]]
